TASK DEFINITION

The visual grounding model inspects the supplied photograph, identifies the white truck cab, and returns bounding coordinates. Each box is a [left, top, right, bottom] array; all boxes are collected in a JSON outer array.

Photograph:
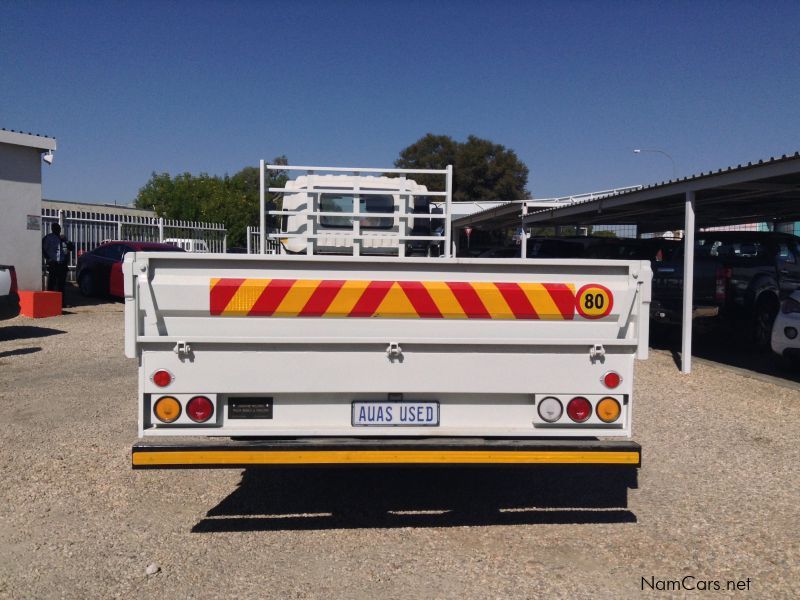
[[277, 174, 435, 255], [268, 167, 447, 257]]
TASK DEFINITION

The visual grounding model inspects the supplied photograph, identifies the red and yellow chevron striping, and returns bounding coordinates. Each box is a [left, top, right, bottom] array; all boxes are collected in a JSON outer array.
[[209, 278, 583, 320]]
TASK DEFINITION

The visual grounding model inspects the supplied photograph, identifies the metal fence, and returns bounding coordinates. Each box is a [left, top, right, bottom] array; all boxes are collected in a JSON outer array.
[[536, 222, 780, 241], [586, 224, 638, 239], [245, 227, 282, 254], [639, 222, 774, 240], [42, 208, 226, 281], [701, 222, 771, 233], [526, 224, 640, 239]]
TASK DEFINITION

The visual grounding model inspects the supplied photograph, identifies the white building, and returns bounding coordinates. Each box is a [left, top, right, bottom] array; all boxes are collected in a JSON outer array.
[[0, 128, 57, 290]]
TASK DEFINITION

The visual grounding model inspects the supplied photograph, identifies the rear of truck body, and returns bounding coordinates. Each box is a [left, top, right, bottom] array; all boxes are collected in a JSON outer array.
[[126, 253, 651, 468]]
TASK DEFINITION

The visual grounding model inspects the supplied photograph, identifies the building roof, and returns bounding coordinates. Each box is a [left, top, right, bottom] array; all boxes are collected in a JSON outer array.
[[42, 199, 154, 218], [0, 128, 57, 151]]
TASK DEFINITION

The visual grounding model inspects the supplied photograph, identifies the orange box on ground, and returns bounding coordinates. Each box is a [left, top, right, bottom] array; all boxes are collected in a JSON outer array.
[[19, 290, 62, 318]]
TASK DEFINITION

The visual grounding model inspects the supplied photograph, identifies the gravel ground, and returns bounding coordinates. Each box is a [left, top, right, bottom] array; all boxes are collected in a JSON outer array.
[[1, 296, 798, 599]]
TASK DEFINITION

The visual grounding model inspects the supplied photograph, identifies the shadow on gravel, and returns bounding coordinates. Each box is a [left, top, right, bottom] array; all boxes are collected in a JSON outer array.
[[650, 317, 800, 384], [0, 326, 66, 342], [193, 466, 637, 532], [0, 346, 41, 358], [62, 283, 120, 308]]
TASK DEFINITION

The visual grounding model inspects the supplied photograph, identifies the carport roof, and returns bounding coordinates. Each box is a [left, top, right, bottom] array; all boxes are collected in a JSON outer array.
[[523, 152, 800, 234], [451, 200, 523, 229]]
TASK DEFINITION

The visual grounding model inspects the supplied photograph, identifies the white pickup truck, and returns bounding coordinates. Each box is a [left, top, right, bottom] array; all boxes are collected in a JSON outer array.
[[127, 165, 651, 468], [0, 264, 20, 320]]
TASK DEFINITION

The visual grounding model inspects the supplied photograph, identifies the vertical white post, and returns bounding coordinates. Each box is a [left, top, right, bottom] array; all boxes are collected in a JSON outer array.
[[307, 172, 316, 256], [398, 177, 407, 258], [259, 160, 266, 254], [158, 217, 164, 242], [222, 233, 227, 253], [444, 165, 453, 258], [681, 190, 695, 374], [246, 226, 252, 254], [352, 172, 360, 257], [520, 201, 528, 258], [117, 221, 123, 240]]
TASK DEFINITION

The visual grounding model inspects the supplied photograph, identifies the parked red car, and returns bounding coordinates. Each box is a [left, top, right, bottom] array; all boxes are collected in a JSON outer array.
[[76, 241, 183, 298]]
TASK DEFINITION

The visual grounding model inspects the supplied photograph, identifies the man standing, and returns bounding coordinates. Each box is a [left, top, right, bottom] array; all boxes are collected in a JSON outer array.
[[42, 223, 73, 306]]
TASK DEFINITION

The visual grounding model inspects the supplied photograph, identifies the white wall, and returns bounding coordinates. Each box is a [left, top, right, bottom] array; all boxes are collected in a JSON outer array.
[[0, 143, 44, 290]]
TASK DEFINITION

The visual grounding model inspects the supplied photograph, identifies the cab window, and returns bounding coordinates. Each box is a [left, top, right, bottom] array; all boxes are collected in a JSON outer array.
[[319, 194, 394, 229]]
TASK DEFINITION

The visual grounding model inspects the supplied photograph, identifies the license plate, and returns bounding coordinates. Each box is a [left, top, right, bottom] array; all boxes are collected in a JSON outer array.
[[352, 401, 439, 427], [228, 397, 273, 419]]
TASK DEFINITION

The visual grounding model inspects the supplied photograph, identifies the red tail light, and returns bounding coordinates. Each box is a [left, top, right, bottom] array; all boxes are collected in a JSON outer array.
[[566, 397, 592, 423], [715, 267, 731, 303], [602, 371, 621, 389], [9, 267, 18, 296], [186, 396, 214, 423], [152, 370, 172, 387]]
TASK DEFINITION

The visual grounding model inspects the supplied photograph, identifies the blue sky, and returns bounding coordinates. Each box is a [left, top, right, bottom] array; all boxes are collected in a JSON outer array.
[[2, 0, 799, 204]]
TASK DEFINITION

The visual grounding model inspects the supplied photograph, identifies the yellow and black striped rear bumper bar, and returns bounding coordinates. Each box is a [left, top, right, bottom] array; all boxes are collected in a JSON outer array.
[[132, 438, 641, 469]]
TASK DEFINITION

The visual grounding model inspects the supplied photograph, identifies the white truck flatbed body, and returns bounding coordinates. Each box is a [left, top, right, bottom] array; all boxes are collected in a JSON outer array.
[[125, 253, 651, 444]]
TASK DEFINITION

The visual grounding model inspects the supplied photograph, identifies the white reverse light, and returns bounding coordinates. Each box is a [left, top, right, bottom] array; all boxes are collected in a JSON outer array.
[[537, 396, 563, 423]]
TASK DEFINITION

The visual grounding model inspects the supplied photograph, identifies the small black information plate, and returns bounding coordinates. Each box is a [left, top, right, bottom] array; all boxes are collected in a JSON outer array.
[[229, 397, 273, 419]]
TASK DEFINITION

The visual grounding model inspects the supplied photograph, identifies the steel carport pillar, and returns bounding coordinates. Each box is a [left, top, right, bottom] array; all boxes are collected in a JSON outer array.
[[445, 165, 453, 257], [259, 159, 266, 255], [681, 191, 695, 373]]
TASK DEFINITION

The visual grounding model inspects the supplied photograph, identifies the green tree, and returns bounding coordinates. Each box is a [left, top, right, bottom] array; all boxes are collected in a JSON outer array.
[[394, 134, 458, 192], [135, 172, 224, 221], [395, 134, 529, 201], [134, 156, 288, 248]]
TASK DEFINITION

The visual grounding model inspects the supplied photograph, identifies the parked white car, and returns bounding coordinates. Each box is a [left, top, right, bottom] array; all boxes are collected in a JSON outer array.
[[163, 238, 209, 253], [0, 264, 20, 320], [771, 291, 800, 360]]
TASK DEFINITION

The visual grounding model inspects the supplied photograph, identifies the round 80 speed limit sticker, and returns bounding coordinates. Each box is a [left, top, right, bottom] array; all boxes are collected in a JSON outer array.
[[576, 283, 614, 319]]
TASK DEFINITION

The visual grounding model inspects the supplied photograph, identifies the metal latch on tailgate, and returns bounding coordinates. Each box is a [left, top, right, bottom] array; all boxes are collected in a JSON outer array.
[[174, 341, 192, 358], [386, 342, 403, 362], [589, 344, 605, 362]]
